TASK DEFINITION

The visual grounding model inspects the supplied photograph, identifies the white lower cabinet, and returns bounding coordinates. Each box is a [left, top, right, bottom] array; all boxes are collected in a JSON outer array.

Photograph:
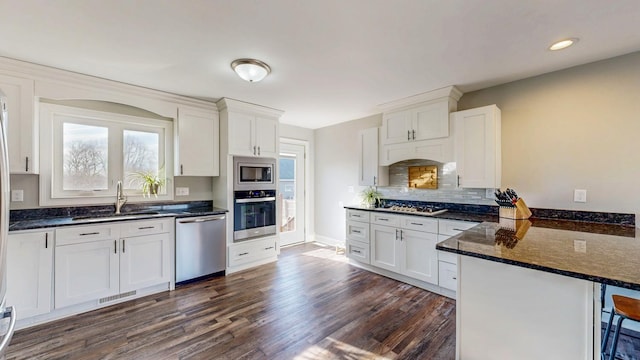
[[55, 218, 173, 309], [6, 230, 53, 319], [370, 219, 439, 285], [228, 236, 277, 269], [55, 239, 120, 308]]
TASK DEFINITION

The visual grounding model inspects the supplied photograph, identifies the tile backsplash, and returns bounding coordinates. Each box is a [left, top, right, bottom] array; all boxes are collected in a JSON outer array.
[[376, 159, 495, 205]]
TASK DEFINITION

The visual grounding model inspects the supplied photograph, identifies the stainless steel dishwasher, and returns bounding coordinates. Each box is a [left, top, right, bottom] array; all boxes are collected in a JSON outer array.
[[176, 214, 226, 283]]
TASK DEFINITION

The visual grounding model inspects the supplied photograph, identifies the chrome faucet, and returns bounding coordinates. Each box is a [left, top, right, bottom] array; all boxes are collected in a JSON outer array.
[[115, 180, 127, 214]]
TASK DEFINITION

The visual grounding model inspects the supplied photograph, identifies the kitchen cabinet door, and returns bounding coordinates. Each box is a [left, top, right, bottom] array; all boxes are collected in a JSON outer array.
[[6, 231, 53, 318], [370, 224, 401, 272], [175, 106, 219, 176], [0, 74, 37, 174], [401, 229, 439, 284], [55, 239, 119, 308], [412, 101, 450, 141], [454, 104, 501, 189], [120, 233, 171, 293], [254, 116, 279, 158], [227, 111, 255, 157], [358, 127, 388, 186], [380, 110, 411, 145]]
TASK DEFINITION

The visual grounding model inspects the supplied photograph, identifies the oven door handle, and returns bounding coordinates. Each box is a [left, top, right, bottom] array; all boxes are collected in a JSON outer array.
[[235, 197, 276, 203]]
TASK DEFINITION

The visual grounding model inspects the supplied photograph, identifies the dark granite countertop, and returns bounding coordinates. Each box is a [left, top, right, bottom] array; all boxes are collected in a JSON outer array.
[[436, 221, 640, 290], [9, 204, 228, 232]]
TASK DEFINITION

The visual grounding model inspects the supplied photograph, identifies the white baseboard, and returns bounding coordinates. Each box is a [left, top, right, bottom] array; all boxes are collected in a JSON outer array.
[[313, 234, 344, 247]]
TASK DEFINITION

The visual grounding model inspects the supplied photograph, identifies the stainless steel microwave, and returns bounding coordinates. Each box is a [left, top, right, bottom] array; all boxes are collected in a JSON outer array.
[[233, 156, 276, 190]]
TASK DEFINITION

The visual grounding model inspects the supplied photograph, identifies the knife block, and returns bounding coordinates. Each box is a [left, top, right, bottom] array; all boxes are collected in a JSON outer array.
[[498, 198, 532, 220]]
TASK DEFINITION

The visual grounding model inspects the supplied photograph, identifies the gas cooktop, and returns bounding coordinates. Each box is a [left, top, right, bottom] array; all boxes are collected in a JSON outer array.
[[376, 205, 448, 216]]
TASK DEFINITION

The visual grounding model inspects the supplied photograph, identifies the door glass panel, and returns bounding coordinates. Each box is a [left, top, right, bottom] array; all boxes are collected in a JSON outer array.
[[62, 122, 108, 191], [279, 155, 296, 233]]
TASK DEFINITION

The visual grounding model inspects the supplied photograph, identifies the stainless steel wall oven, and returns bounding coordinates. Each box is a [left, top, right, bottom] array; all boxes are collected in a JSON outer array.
[[233, 189, 276, 242]]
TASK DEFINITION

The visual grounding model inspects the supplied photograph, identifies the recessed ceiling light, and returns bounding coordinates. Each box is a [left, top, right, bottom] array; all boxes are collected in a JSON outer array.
[[549, 38, 579, 51], [231, 58, 271, 82]]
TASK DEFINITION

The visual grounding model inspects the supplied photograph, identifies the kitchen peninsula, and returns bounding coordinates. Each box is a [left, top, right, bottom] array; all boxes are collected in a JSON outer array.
[[437, 220, 639, 360]]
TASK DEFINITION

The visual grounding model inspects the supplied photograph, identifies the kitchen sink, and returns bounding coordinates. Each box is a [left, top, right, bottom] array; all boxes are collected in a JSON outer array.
[[71, 211, 160, 221]]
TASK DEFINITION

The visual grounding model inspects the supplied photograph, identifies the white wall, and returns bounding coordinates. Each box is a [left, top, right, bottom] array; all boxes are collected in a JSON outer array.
[[313, 114, 381, 244]]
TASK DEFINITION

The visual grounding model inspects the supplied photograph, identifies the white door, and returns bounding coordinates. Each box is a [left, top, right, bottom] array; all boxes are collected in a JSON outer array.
[[279, 141, 305, 246], [401, 229, 439, 284], [370, 224, 401, 272], [120, 233, 171, 292]]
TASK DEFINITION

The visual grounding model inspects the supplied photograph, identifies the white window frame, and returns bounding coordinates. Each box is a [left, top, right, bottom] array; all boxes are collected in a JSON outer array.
[[39, 102, 174, 206]]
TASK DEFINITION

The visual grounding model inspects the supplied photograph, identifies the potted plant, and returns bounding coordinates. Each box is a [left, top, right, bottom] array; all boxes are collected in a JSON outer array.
[[128, 169, 167, 198], [361, 186, 382, 208]]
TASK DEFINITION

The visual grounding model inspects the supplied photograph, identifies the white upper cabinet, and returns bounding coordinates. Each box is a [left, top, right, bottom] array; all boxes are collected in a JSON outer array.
[[175, 105, 220, 176], [358, 127, 388, 186], [218, 98, 283, 159], [453, 104, 502, 189], [0, 73, 37, 174], [378, 86, 462, 165]]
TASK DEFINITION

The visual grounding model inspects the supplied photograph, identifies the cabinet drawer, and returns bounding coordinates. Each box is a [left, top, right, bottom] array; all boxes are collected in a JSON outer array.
[[56, 224, 120, 246], [438, 219, 478, 237], [346, 239, 370, 264], [347, 209, 370, 223], [371, 213, 400, 227], [120, 218, 172, 237], [228, 238, 277, 267], [438, 261, 457, 291], [401, 216, 438, 233], [346, 221, 369, 243], [438, 250, 458, 265]]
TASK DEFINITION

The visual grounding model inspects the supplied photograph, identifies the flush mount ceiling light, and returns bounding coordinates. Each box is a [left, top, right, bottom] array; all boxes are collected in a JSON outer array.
[[231, 58, 271, 82], [549, 38, 579, 51]]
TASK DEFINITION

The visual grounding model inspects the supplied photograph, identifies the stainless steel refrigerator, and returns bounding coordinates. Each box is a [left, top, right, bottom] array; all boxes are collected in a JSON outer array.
[[0, 90, 17, 356]]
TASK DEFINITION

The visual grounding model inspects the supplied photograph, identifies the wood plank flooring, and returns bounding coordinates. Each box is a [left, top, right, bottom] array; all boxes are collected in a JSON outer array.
[[6, 243, 456, 360]]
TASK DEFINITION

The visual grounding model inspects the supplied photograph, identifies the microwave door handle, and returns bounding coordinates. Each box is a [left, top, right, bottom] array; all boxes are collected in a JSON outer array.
[[235, 197, 276, 203]]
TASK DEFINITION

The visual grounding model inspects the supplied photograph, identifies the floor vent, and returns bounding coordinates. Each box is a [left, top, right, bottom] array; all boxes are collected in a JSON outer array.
[[99, 291, 136, 304]]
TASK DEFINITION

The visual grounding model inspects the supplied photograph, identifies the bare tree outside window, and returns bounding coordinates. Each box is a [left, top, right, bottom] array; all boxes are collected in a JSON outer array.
[[124, 130, 160, 190], [63, 123, 108, 191]]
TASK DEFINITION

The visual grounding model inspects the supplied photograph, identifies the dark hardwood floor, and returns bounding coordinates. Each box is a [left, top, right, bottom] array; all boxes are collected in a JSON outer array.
[[6, 243, 456, 360]]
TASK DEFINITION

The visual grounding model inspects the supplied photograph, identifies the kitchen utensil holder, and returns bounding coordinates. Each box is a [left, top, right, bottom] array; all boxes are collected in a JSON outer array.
[[498, 198, 532, 220]]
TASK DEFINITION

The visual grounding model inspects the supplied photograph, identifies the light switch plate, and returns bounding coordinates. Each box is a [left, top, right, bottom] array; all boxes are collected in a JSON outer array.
[[11, 189, 24, 202], [574, 189, 587, 203], [175, 187, 189, 196]]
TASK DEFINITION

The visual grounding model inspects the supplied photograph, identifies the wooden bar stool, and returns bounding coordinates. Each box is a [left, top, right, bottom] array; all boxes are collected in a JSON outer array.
[[601, 294, 640, 359]]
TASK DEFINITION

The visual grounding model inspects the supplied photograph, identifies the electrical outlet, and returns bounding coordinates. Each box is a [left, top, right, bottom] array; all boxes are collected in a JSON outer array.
[[573, 239, 587, 253], [11, 190, 24, 202], [175, 187, 189, 196], [574, 189, 587, 203], [486, 188, 495, 199], [348, 186, 354, 193]]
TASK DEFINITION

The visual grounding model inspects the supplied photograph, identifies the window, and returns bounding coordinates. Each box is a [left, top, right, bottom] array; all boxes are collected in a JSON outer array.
[[40, 103, 173, 206]]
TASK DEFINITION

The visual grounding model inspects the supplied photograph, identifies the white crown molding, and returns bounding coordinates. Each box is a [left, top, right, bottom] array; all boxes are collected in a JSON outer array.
[[216, 97, 284, 119], [377, 85, 463, 112]]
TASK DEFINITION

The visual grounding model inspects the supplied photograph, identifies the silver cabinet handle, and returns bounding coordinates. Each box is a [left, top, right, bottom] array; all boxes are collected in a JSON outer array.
[[400, 230, 403, 241], [114, 240, 117, 254], [265, 246, 274, 250], [180, 164, 184, 175], [457, 175, 461, 187], [79, 232, 100, 236], [25, 156, 29, 172], [45, 233, 48, 248], [407, 130, 410, 140], [452, 277, 457, 280], [239, 252, 249, 256], [352, 214, 361, 218], [258, 146, 261, 156], [395, 229, 399, 240], [373, 176, 377, 186], [352, 229, 361, 234], [178, 215, 226, 223], [410, 222, 423, 226], [412, 129, 415, 140], [138, 226, 155, 230], [235, 197, 276, 204], [378, 218, 389, 221], [253, 146, 256, 155], [0, 306, 17, 354], [353, 249, 361, 254], [122, 239, 125, 253]]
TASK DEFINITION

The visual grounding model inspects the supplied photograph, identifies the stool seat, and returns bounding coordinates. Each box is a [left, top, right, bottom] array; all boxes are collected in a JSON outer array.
[[612, 295, 640, 321], [602, 293, 640, 359]]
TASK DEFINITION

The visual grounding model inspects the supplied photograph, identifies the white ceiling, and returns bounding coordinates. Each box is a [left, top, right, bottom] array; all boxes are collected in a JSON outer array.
[[1, 0, 639, 129]]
